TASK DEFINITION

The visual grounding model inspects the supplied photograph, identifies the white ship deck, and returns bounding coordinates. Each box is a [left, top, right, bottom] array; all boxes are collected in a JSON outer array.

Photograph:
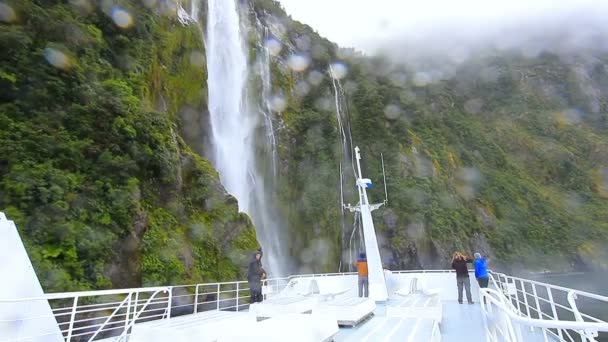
[[3, 270, 607, 342]]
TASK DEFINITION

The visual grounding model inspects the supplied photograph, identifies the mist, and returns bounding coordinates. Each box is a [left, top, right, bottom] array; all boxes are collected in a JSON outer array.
[[279, 0, 608, 64]]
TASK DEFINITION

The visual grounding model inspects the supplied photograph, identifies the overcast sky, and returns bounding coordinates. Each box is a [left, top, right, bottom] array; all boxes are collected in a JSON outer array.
[[277, 0, 608, 54]]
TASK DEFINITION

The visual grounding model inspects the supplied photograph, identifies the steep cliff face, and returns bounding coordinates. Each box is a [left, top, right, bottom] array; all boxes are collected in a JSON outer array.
[[2, 0, 607, 293], [0, 0, 257, 292], [246, 1, 608, 272]]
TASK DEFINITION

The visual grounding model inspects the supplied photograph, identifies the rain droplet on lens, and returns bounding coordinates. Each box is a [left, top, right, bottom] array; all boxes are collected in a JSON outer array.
[[287, 53, 311, 72], [111, 6, 133, 29], [44, 47, 71, 70]]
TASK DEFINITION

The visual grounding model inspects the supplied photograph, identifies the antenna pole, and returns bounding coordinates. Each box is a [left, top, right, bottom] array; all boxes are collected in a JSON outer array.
[[381, 153, 388, 204], [339, 163, 344, 210]]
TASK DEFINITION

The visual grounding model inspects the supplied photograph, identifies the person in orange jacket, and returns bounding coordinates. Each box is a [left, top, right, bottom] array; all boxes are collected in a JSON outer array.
[[354, 252, 369, 298]]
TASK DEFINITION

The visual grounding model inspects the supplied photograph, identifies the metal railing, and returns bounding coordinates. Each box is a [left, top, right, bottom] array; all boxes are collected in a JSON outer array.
[[483, 271, 608, 341], [0, 272, 356, 342], [1, 286, 171, 342], [5, 269, 607, 341]]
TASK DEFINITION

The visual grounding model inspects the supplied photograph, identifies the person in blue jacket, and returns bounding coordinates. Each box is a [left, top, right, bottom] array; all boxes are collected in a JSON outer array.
[[474, 252, 489, 303]]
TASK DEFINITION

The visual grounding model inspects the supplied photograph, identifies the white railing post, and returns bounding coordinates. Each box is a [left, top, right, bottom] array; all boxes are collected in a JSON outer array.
[[194, 284, 199, 314], [217, 284, 221, 310], [125, 292, 132, 333], [236, 282, 240, 312], [520, 279, 533, 332], [531, 283, 549, 341], [546, 287, 564, 340], [66, 296, 79, 342], [510, 277, 522, 314], [167, 286, 173, 320], [134, 291, 139, 324], [567, 291, 594, 342]]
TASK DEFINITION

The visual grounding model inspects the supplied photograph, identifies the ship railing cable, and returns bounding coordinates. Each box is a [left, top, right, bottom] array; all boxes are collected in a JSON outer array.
[[486, 271, 608, 342]]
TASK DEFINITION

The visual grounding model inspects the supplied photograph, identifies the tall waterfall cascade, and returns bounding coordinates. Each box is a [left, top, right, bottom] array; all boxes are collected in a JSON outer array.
[[205, 0, 286, 276]]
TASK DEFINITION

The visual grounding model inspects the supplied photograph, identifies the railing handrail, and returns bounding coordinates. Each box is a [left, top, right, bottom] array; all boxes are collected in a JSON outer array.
[[481, 288, 608, 332], [4, 268, 607, 342], [0, 286, 172, 302], [489, 270, 608, 302]]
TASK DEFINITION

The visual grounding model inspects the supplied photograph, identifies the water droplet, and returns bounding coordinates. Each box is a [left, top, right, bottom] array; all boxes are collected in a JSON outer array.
[[311, 43, 328, 60], [295, 81, 310, 98], [389, 72, 407, 87], [69, 0, 94, 15], [189, 51, 205, 68], [314, 97, 332, 112], [0, 2, 16, 23], [556, 108, 583, 125], [413, 72, 432, 87], [597, 166, 608, 197], [142, 0, 157, 9], [384, 104, 401, 120], [307, 70, 324, 86], [264, 37, 282, 57], [455, 167, 482, 200], [344, 81, 358, 94], [269, 94, 287, 112], [287, 53, 310, 72], [330, 62, 348, 80], [111, 7, 133, 29], [464, 99, 483, 114], [295, 35, 311, 51], [44, 48, 71, 70]]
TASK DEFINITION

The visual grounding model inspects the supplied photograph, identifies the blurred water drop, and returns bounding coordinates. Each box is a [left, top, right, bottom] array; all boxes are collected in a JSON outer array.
[[337, 48, 357, 60], [189, 51, 205, 68], [314, 97, 332, 112], [142, 0, 157, 9], [307, 70, 324, 86], [447, 46, 470, 64], [563, 192, 584, 212], [455, 167, 481, 200], [521, 43, 544, 58], [269, 94, 287, 112], [44, 48, 71, 70], [389, 72, 407, 87], [384, 104, 401, 120], [69, 0, 94, 15], [330, 62, 348, 80], [413, 72, 432, 87], [344, 80, 358, 94], [0, 2, 16, 23], [264, 37, 282, 57], [596, 166, 608, 197], [589, 99, 601, 114], [111, 6, 133, 29], [287, 53, 311, 72], [311, 43, 328, 60], [295, 80, 310, 98], [295, 35, 311, 51], [557, 108, 582, 125], [464, 99, 483, 114]]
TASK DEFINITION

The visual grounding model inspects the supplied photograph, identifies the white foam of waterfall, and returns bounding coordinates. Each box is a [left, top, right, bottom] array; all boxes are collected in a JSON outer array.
[[206, 0, 286, 276]]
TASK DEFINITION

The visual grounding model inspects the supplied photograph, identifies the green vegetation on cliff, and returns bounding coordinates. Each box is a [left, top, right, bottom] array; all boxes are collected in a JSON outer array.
[[1, 0, 607, 294], [252, 0, 608, 272], [0, 0, 257, 292]]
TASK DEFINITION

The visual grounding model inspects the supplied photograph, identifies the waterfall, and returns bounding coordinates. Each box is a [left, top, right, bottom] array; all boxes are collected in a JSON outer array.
[[257, 26, 278, 177], [329, 66, 360, 271], [206, 0, 286, 277]]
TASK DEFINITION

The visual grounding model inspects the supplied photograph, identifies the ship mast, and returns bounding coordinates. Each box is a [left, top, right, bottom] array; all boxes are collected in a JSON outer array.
[[344, 146, 388, 302]]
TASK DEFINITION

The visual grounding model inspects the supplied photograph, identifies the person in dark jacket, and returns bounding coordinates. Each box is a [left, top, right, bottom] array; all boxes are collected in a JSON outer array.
[[451, 251, 474, 304], [353, 252, 369, 298], [247, 250, 266, 303]]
